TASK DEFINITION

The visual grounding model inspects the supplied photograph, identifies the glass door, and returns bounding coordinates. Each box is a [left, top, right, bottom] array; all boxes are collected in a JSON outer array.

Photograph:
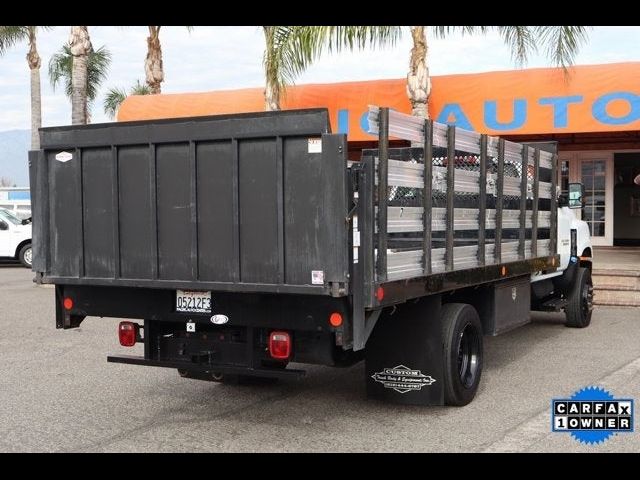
[[559, 159, 570, 196], [580, 155, 613, 245]]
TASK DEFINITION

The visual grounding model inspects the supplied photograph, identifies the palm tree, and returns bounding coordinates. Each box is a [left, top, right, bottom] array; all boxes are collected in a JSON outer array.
[[144, 26, 192, 94], [104, 80, 151, 119], [408, 26, 590, 119], [262, 26, 401, 111], [146, 26, 163, 94], [67, 26, 93, 125], [0, 26, 51, 149], [49, 43, 111, 124]]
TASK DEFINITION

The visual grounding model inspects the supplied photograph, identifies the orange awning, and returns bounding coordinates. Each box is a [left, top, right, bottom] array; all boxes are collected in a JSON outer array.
[[118, 62, 640, 139]]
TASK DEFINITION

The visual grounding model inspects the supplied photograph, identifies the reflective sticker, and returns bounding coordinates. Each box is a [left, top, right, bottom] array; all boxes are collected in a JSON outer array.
[[311, 270, 324, 285], [308, 138, 322, 153]]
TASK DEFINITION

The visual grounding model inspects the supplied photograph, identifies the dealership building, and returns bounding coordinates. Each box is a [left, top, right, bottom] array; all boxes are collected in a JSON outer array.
[[119, 62, 640, 247]]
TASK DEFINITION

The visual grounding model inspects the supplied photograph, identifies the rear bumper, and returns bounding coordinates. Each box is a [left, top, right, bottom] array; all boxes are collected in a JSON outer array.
[[107, 354, 305, 380]]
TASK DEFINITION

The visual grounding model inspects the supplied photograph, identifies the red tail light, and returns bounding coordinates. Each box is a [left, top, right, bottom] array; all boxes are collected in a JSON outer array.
[[63, 297, 74, 310], [118, 321, 139, 347], [329, 312, 343, 327], [269, 331, 291, 360]]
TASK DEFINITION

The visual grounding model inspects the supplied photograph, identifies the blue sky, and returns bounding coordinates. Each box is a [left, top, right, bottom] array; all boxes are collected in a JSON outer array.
[[0, 26, 639, 131]]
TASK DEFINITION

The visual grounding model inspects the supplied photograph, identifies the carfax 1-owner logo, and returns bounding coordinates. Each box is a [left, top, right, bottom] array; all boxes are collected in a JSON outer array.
[[552, 386, 634, 444]]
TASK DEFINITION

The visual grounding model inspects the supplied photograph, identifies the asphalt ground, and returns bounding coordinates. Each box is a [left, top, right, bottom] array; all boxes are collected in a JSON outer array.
[[0, 265, 638, 452]]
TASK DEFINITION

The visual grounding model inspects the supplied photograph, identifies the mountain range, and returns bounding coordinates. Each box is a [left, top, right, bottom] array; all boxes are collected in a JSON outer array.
[[0, 129, 30, 186]]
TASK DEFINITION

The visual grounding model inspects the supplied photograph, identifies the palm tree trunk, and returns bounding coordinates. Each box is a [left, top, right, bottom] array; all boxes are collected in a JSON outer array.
[[264, 78, 280, 111], [263, 26, 280, 111], [26, 28, 41, 150], [145, 26, 164, 94], [69, 26, 91, 125], [407, 26, 430, 119]]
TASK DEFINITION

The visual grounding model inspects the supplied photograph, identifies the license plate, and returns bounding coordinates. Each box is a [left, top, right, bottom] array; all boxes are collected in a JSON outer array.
[[176, 290, 211, 313]]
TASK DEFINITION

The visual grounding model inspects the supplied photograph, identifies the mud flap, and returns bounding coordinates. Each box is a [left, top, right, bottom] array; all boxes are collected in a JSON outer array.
[[365, 294, 444, 405]]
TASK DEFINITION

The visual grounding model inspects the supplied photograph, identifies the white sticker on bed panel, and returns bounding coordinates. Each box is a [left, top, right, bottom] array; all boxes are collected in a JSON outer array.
[[311, 270, 324, 285], [308, 138, 322, 153], [55, 151, 73, 162]]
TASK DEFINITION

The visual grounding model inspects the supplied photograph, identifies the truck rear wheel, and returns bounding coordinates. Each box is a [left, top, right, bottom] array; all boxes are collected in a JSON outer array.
[[441, 303, 483, 406], [565, 267, 593, 328]]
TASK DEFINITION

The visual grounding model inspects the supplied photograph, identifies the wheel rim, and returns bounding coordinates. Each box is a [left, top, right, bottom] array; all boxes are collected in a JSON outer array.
[[457, 322, 481, 389], [23, 247, 32, 266], [582, 276, 594, 318]]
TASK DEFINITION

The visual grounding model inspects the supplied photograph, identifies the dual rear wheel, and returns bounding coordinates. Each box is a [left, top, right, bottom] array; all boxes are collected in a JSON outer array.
[[441, 303, 483, 406]]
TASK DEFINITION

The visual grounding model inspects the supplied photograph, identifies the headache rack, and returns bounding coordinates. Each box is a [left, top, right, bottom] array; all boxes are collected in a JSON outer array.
[[350, 107, 558, 349]]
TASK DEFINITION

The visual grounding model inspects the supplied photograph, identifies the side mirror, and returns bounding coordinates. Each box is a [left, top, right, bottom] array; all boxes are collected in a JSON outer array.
[[0, 221, 8, 231], [558, 193, 569, 207], [568, 183, 585, 209]]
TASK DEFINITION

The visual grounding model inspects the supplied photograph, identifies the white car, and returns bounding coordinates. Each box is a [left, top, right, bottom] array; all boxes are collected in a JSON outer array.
[[0, 208, 32, 268]]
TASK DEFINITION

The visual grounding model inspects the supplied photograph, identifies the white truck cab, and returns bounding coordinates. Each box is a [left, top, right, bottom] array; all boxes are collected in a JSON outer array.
[[533, 182, 593, 280], [530, 182, 593, 328], [0, 208, 32, 268], [557, 205, 592, 267]]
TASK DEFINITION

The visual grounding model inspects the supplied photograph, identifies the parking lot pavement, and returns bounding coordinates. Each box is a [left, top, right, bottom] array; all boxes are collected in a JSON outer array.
[[0, 266, 638, 452]]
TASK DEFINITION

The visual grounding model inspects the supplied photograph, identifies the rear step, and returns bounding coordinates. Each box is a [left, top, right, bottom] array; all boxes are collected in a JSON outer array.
[[539, 298, 568, 312], [107, 355, 306, 380]]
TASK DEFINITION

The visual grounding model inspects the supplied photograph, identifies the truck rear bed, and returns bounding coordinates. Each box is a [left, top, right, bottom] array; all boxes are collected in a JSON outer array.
[[30, 109, 349, 296]]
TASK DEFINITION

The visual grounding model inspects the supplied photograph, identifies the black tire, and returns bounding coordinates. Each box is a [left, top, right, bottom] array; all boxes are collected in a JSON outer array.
[[18, 243, 32, 268], [441, 303, 483, 406], [565, 267, 593, 328]]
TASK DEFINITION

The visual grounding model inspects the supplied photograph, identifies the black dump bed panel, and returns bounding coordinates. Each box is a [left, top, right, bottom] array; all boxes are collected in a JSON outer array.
[[31, 109, 349, 295]]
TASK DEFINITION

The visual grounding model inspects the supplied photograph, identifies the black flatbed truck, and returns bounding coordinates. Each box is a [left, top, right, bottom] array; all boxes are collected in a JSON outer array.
[[30, 107, 592, 406]]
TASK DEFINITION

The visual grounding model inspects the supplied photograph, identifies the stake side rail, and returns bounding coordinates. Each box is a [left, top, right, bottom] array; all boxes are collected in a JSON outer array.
[[362, 106, 558, 310]]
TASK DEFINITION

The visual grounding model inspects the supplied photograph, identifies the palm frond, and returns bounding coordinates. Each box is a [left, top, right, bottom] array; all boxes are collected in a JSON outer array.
[[48, 44, 111, 102], [131, 80, 152, 95], [326, 26, 401, 51], [534, 26, 590, 69], [103, 87, 127, 119], [48, 45, 73, 95], [264, 26, 320, 89], [103, 80, 151, 119], [432, 26, 487, 38], [86, 45, 111, 103], [432, 26, 588, 70], [0, 26, 28, 54], [495, 26, 536, 66], [264, 25, 401, 92]]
